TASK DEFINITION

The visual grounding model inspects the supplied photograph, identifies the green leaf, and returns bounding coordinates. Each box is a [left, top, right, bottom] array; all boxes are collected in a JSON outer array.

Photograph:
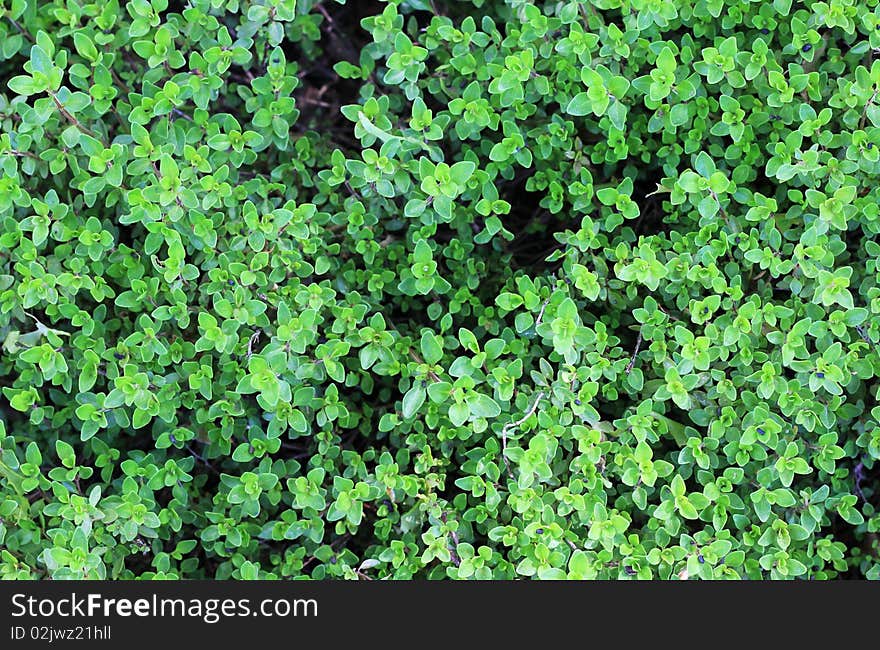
[[566, 92, 591, 116], [402, 385, 426, 419], [73, 33, 98, 61], [79, 364, 97, 393], [8, 75, 37, 95], [449, 161, 476, 186], [467, 393, 501, 418], [55, 440, 75, 467], [420, 331, 444, 365], [25, 442, 42, 467], [496, 292, 523, 310]]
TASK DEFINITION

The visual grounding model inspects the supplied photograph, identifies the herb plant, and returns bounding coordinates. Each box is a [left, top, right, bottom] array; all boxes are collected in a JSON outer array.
[[1, 0, 879, 580]]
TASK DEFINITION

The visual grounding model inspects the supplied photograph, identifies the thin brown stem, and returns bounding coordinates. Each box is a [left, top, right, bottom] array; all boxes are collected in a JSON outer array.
[[861, 90, 877, 131], [4, 150, 38, 159], [500, 391, 545, 479], [49, 91, 101, 141], [535, 298, 551, 328], [626, 332, 643, 374], [5, 15, 35, 43], [408, 349, 442, 383], [440, 511, 461, 567]]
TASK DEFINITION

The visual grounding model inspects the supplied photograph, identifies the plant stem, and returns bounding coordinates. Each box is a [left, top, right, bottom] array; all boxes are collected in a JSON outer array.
[[49, 91, 102, 141]]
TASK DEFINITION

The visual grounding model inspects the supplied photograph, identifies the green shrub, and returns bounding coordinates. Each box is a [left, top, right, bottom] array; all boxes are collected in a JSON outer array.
[[1, 0, 879, 580]]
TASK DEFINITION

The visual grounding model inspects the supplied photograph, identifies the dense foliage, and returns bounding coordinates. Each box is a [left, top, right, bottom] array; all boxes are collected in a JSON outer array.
[[1, 0, 879, 580]]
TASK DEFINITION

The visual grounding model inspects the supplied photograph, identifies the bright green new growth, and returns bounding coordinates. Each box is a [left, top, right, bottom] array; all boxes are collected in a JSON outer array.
[[0, 0, 879, 580]]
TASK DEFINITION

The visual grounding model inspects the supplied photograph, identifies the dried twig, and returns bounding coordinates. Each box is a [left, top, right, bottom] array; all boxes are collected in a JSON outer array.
[[4, 150, 39, 159], [5, 15, 35, 43], [856, 325, 880, 355], [854, 461, 868, 504], [186, 445, 218, 474], [50, 91, 101, 141], [247, 330, 262, 359], [535, 298, 551, 327], [626, 332, 643, 374], [500, 392, 545, 478], [440, 511, 461, 567], [171, 108, 194, 122]]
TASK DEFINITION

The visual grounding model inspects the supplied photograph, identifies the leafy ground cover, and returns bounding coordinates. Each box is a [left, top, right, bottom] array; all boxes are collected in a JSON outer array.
[[1, 0, 879, 579]]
